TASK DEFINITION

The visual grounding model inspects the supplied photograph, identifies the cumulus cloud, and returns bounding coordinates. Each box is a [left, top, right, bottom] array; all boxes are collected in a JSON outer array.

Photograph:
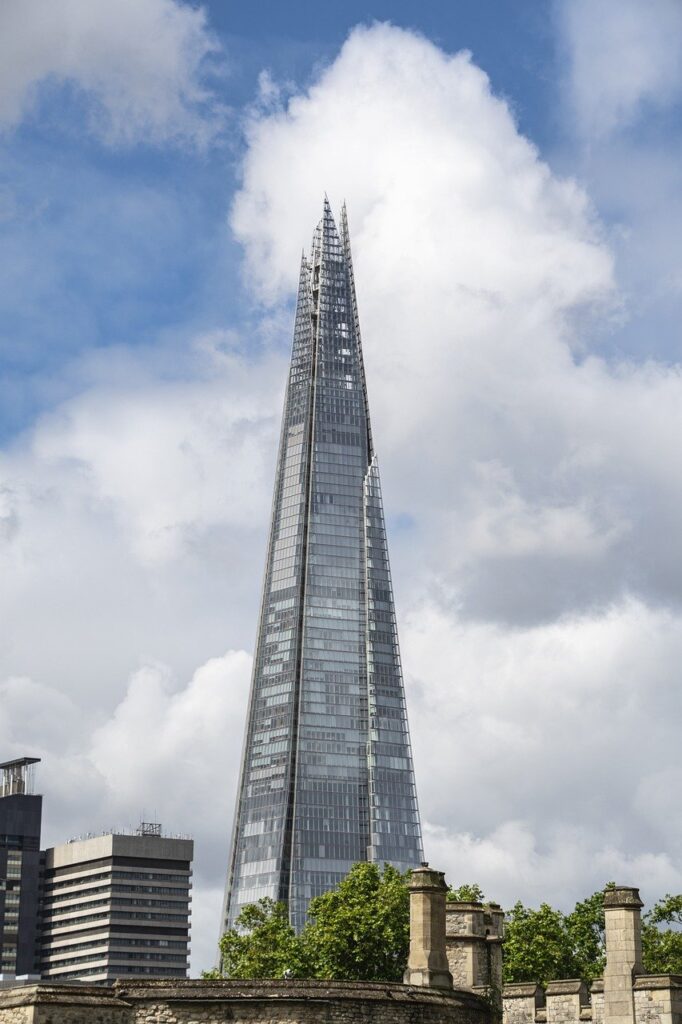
[[227, 19, 682, 920], [0, 651, 251, 973], [425, 821, 682, 912], [230, 23, 682, 625], [403, 598, 682, 902], [0, 0, 224, 145], [3, 18, 682, 974], [0, 337, 284, 704], [558, 0, 682, 138], [555, 0, 682, 363]]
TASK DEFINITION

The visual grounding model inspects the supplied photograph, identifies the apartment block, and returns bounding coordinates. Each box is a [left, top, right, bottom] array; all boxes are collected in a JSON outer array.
[[40, 824, 193, 982]]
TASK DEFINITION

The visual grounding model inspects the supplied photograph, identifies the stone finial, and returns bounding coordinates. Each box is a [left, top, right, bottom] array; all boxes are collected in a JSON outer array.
[[404, 864, 453, 990], [603, 887, 644, 912], [603, 885, 644, 1024]]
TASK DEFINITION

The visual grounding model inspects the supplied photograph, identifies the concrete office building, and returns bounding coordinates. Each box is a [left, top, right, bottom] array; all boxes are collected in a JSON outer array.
[[40, 824, 193, 982], [0, 757, 42, 978]]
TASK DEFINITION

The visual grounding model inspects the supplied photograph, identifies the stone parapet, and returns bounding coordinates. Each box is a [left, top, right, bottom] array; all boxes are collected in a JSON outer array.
[[633, 975, 682, 1024], [545, 981, 589, 1024], [503, 983, 545, 1024], [0, 979, 492, 1024]]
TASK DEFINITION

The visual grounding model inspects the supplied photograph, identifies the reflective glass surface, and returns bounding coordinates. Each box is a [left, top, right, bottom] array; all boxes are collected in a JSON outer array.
[[223, 201, 423, 932]]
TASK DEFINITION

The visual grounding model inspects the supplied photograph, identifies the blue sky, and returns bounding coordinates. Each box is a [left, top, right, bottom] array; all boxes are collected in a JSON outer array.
[[0, 1, 589, 438], [2, 0, 682, 974]]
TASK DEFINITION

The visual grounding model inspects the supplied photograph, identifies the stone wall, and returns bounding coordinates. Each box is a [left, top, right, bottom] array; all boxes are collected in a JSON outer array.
[[0, 980, 492, 1024], [502, 977, 682, 1024], [0, 984, 126, 1024], [633, 977, 682, 1024]]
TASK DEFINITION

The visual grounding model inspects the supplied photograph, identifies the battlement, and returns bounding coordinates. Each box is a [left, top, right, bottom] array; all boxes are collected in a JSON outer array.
[[502, 976, 682, 1024], [439, 884, 682, 1024]]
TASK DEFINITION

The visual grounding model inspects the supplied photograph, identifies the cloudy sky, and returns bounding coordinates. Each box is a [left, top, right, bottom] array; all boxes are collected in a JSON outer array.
[[2, 0, 682, 973]]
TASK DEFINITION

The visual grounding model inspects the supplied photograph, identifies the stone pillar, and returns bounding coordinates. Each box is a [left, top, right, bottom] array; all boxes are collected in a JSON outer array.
[[603, 886, 644, 1024], [404, 864, 453, 990]]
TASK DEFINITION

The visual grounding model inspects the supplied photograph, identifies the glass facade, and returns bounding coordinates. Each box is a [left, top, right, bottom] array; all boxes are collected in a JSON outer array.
[[222, 201, 423, 933]]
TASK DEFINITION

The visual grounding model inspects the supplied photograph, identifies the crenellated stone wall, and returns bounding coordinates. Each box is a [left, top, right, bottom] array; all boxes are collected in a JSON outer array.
[[502, 977, 682, 1024], [500, 887, 681, 1024]]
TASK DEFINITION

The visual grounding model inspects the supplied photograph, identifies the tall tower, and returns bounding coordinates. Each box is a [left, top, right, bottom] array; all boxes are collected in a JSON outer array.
[[223, 201, 423, 933], [0, 757, 42, 977]]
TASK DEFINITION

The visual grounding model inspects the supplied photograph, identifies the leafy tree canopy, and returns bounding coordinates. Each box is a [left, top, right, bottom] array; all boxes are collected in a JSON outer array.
[[216, 862, 410, 982], [448, 883, 486, 902], [642, 894, 682, 975], [214, 867, 682, 987], [217, 898, 309, 980], [504, 885, 682, 985], [304, 861, 410, 982]]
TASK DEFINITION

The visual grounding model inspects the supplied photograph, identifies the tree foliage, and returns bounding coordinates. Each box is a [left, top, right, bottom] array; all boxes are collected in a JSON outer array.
[[304, 862, 410, 981], [448, 883, 486, 902], [504, 886, 682, 986], [217, 863, 410, 982], [217, 898, 309, 979], [503, 902, 576, 986], [215, 867, 682, 987], [643, 894, 682, 975]]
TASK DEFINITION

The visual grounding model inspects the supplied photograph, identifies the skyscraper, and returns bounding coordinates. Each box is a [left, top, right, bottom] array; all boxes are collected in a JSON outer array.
[[0, 758, 42, 978], [223, 200, 423, 933]]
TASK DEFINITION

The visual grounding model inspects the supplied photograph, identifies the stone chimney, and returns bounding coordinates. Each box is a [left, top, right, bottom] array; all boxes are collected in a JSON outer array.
[[404, 864, 453, 990], [603, 886, 644, 1024]]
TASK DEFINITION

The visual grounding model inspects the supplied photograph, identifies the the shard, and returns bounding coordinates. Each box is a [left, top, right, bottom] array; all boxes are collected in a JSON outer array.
[[222, 200, 423, 933]]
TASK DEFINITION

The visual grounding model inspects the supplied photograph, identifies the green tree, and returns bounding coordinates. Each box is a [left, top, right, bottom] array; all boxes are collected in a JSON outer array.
[[503, 902, 574, 986], [217, 898, 309, 979], [303, 862, 411, 982], [448, 883, 486, 902], [643, 895, 682, 974], [564, 887, 610, 983], [214, 870, 682, 987]]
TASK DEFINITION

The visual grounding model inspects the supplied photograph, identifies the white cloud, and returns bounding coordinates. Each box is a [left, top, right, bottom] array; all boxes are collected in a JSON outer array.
[[0, 337, 284, 705], [0, 650, 251, 973], [558, 0, 682, 138], [0, 0, 224, 145], [404, 598, 682, 857], [230, 22, 682, 626], [424, 821, 682, 913], [3, 19, 682, 977], [226, 18, 682, 922]]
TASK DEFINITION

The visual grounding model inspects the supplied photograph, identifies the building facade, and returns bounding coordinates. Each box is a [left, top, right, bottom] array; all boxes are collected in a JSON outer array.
[[39, 825, 193, 982], [222, 200, 423, 933], [0, 758, 42, 978]]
